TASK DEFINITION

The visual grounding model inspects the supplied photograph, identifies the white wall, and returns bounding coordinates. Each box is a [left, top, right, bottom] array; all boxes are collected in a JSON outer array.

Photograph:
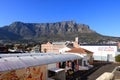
[[48, 63, 56, 69], [80, 45, 117, 61]]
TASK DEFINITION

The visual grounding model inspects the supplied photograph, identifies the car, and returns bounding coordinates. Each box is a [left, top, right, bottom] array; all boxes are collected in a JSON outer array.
[[116, 66, 120, 71]]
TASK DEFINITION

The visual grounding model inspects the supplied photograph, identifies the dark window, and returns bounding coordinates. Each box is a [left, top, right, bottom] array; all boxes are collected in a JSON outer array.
[[48, 70, 56, 77]]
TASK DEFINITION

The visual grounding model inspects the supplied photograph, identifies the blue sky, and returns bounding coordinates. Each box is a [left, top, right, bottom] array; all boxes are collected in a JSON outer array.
[[0, 0, 120, 37]]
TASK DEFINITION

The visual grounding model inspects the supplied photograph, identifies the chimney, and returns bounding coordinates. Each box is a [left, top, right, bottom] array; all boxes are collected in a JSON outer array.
[[74, 37, 79, 48], [75, 37, 78, 42]]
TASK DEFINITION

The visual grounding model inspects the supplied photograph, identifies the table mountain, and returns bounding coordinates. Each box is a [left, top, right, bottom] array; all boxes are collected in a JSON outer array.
[[0, 21, 120, 43]]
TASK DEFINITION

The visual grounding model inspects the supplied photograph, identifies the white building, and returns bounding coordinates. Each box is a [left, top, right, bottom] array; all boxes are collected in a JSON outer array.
[[80, 44, 118, 62]]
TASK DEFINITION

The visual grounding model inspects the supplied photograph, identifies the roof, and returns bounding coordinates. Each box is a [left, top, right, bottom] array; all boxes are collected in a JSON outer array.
[[80, 44, 117, 46], [52, 42, 66, 45], [0, 53, 82, 72], [66, 48, 93, 54], [59, 47, 71, 53], [48, 67, 64, 73]]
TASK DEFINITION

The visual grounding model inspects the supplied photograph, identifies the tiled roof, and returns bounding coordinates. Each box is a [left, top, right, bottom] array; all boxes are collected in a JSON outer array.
[[66, 48, 93, 54]]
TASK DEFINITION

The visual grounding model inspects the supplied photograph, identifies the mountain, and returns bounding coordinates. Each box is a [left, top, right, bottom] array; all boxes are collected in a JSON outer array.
[[0, 21, 120, 43]]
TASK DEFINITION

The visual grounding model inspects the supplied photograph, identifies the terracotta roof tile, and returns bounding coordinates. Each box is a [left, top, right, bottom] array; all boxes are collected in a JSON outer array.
[[66, 48, 93, 54]]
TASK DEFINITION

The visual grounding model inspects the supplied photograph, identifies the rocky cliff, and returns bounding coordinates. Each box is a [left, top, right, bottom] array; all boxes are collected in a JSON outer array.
[[0, 21, 119, 43]]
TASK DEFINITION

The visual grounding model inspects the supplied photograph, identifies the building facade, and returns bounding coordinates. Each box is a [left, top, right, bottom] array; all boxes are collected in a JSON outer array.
[[80, 44, 118, 62], [41, 42, 66, 53], [41, 37, 79, 53]]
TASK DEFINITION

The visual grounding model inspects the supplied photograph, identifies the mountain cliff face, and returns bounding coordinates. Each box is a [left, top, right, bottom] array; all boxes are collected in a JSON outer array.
[[0, 21, 119, 43]]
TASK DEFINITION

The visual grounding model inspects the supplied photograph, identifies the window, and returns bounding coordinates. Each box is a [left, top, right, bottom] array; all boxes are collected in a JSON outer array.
[[48, 70, 56, 77]]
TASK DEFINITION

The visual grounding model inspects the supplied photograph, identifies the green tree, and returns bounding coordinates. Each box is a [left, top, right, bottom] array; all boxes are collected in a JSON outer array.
[[115, 54, 120, 62]]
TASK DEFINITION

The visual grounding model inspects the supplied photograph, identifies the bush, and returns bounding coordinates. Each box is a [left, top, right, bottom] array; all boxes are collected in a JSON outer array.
[[115, 54, 120, 62]]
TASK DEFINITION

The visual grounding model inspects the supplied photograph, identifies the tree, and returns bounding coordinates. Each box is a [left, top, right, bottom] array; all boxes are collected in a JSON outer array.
[[115, 54, 120, 62]]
